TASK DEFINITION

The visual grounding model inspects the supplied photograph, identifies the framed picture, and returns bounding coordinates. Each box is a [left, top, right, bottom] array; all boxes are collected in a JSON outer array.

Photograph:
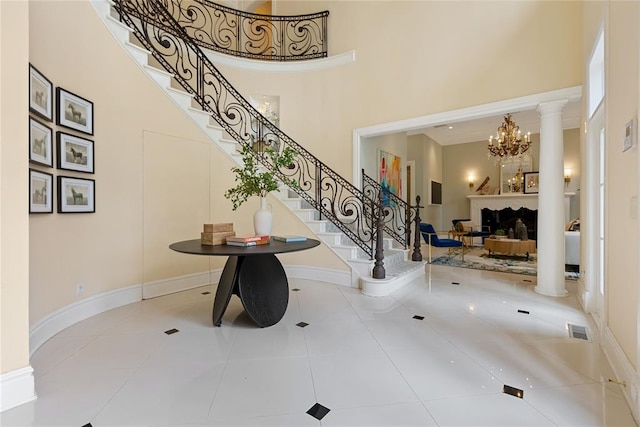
[[524, 172, 540, 194], [58, 176, 95, 213], [29, 64, 53, 122], [429, 180, 442, 205], [29, 169, 53, 213], [56, 87, 94, 135], [57, 131, 94, 173], [29, 117, 53, 167], [378, 149, 402, 206]]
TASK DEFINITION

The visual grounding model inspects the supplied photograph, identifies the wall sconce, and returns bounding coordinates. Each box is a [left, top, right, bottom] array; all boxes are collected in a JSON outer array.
[[564, 168, 571, 185], [468, 175, 475, 188]]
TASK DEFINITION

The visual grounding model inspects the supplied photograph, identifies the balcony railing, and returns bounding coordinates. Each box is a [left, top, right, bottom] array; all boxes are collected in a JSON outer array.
[[161, 0, 328, 61]]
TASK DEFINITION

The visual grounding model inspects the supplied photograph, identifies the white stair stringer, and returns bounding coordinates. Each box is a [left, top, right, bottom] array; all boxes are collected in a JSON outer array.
[[91, 0, 426, 296]]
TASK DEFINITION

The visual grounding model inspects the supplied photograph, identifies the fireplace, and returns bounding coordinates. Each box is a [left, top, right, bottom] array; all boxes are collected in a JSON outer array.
[[482, 207, 537, 240], [467, 194, 572, 244]]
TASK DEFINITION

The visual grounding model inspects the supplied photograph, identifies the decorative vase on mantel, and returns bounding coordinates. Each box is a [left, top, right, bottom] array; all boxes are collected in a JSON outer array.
[[253, 196, 273, 236]]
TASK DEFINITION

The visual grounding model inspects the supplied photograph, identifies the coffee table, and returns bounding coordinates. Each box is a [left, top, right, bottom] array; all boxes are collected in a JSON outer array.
[[169, 238, 320, 327], [484, 238, 536, 260]]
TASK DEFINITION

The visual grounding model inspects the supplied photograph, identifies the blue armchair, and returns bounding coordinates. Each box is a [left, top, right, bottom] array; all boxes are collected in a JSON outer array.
[[420, 223, 463, 262]]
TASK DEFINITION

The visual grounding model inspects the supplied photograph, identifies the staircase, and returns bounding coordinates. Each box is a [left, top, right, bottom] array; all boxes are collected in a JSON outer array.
[[91, 0, 426, 296]]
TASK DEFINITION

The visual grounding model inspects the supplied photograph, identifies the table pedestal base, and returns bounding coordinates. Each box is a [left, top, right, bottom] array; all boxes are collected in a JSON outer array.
[[213, 254, 289, 328]]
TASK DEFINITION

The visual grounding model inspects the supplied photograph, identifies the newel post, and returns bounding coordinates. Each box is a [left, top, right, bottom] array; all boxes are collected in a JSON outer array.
[[372, 190, 386, 279], [411, 195, 423, 262]]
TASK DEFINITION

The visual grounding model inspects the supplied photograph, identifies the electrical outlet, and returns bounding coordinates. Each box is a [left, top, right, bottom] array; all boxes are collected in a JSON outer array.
[[76, 283, 84, 296]]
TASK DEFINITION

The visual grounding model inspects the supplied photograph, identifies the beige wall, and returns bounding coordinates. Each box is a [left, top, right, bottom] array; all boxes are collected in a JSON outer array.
[[604, 1, 639, 368], [1, 0, 30, 376], [442, 129, 581, 227]]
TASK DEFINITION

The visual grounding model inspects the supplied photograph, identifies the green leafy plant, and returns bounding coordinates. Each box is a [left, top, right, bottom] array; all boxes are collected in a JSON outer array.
[[224, 143, 297, 210]]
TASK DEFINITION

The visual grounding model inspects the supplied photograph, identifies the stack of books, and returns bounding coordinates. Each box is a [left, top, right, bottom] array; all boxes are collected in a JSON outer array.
[[225, 235, 270, 247], [201, 223, 235, 246], [272, 235, 307, 243]]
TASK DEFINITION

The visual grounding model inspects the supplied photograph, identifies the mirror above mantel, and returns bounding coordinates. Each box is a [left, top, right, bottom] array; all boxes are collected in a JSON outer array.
[[500, 154, 533, 194]]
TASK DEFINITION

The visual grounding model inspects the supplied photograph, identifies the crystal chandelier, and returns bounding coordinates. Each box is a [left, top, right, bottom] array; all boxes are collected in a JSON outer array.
[[487, 113, 531, 159]]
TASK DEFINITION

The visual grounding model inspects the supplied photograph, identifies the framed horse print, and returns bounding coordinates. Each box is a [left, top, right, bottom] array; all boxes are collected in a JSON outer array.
[[56, 87, 94, 135], [57, 131, 94, 173], [29, 169, 53, 213], [58, 176, 95, 213], [29, 64, 53, 122], [29, 117, 53, 167]]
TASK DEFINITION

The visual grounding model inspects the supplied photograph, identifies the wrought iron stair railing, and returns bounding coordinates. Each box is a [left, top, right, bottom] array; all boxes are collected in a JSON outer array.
[[113, 0, 420, 264], [362, 170, 415, 248], [115, 0, 379, 257], [161, 0, 328, 61]]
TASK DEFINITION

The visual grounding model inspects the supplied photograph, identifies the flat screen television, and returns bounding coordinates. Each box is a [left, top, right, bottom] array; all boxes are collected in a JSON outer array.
[[430, 180, 442, 205]]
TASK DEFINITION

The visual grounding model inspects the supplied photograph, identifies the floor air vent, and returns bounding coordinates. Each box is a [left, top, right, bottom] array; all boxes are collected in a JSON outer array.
[[568, 324, 590, 341]]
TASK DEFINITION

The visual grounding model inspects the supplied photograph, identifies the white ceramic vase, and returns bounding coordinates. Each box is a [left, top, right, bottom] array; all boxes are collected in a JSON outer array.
[[253, 196, 273, 235]]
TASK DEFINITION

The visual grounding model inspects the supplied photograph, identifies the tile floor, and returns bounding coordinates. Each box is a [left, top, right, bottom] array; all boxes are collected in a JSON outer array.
[[1, 263, 637, 426]]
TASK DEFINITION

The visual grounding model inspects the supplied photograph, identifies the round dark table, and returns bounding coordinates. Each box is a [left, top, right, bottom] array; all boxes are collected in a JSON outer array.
[[169, 238, 320, 327]]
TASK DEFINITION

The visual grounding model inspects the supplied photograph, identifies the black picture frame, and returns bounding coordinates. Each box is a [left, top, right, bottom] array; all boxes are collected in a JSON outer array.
[[524, 172, 540, 194], [430, 180, 442, 205], [29, 168, 54, 214], [29, 117, 53, 167], [56, 87, 94, 135], [29, 64, 53, 122], [57, 131, 94, 174], [57, 176, 95, 213]]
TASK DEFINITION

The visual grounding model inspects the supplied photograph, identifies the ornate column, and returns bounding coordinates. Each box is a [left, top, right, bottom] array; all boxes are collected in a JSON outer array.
[[535, 100, 568, 297]]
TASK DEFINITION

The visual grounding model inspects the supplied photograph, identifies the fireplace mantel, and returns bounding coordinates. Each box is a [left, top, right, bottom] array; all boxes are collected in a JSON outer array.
[[467, 193, 574, 229]]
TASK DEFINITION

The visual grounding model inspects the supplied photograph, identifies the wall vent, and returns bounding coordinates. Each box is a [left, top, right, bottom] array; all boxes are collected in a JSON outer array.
[[568, 324, 590, 341]]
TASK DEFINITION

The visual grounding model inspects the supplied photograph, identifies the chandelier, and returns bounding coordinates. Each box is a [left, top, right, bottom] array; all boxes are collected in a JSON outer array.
[[487, 113, 531, 159]]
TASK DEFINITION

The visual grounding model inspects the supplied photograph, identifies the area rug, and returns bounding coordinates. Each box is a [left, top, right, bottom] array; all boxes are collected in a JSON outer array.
[[430, 247, 579, 279]]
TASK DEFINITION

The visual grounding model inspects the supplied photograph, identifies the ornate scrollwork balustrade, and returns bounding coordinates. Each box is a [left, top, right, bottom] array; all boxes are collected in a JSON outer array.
[[362, 170, 415, 248], [114, 0, 379, 257], [160, 0, 328, 61]]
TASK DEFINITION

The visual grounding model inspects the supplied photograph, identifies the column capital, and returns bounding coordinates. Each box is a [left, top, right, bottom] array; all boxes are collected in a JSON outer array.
[[537, 99, 569, 116]]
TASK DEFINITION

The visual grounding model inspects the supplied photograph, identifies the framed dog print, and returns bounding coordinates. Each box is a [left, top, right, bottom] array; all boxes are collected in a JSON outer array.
[[58, 176, 95, 213], [29, 169, 53, 213], [57, 131, 94, 173], [29, 117, 53, 167], [56, 87, 94, 135], [29, 64, 53, 122]]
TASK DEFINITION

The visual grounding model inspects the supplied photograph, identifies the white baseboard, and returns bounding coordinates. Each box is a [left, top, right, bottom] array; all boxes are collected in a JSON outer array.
[[29, 284, 142, 357], [142, 270, 221, 299], [0, 366, 36, 413], [284, 265, 352, 287], [28, 265, 350, 358], [602, 326, 640, 422]]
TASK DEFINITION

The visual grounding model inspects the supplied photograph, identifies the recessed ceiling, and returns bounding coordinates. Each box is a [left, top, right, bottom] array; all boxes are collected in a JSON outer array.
[[411, 100, 582, 146]]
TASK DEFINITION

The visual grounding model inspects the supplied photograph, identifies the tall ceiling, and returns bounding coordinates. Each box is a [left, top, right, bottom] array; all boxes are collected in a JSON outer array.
[[412, 100, 582, 146]]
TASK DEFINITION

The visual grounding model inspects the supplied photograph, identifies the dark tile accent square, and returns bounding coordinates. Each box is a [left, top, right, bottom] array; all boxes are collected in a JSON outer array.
[[503, 384, 524, 399], [201, 291, 211, 295], [296, 322, 309, 328], [517, 310, 530, 314], [292, 288, 301, 292], [82, 424, 93, 427], [451, 282, 460, 285], [164, 328, 179, 335], [413, 315, 425, 320], [306, 403, 330, 420]]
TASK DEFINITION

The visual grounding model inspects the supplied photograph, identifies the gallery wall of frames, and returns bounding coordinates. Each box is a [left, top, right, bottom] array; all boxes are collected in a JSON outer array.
[[28, 63, 95, 214]]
